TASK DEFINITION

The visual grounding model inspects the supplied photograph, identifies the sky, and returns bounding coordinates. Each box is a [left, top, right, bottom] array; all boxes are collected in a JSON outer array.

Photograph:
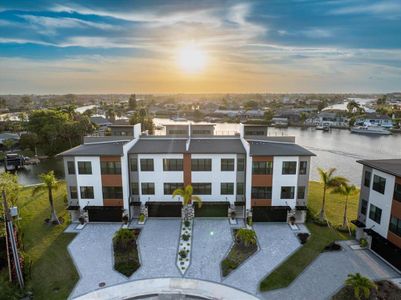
[[1, 0, 401, 94]]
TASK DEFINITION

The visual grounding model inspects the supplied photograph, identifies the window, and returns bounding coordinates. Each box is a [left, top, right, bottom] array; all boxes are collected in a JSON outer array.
[[163, 159, 183, 171], [364, 171, 371, 187], [221, 183, 234, 195], [130, 158, 138, 171], [237, 158, 245, 171], [221, 159, 235, 171], [80, 186, 94, 199], [78, 161, 92, 174], [251, 187, 272, 199], [252, 161, 273, 175], [192, 129, 211, 135], [361, 199, 368, 215], [168, 129, 187, 135], [281, 186, 295, 199], [141, 183, 155, 195], [297, 186, 306, 199], [389, 216, 401, 237], [140, 159, 154, 171], [192, 183, 212, 195], [369, 204, 382, 224], [102, 186, 123, 199], [282, 161, 297, 175], [191, 159, 211, 171], [67, 161, 75, 175], [394, 183, 401, 202], [299, 161, 307, 175], [70, 186, 77, 199], [237, 182, 244, 195], [372, 175, 386, 194], [101, 161, 121, 175], [131, 183, 139, 195], [164, 183, 183, 194]]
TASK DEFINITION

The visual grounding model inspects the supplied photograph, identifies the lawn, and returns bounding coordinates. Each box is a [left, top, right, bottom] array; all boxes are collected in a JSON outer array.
[[0, 182, 78, 300], [307, 181, 360, 227], [259, 223, 351, 291]]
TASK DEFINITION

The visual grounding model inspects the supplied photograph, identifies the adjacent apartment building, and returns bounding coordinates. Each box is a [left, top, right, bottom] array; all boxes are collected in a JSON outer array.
[[353, 159, 401, 271], [60, 123, 314, 223]]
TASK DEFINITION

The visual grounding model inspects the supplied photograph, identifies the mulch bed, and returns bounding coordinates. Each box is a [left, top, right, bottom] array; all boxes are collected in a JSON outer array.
[[113, 228, 141, 277], [332, 280, 401, 300]]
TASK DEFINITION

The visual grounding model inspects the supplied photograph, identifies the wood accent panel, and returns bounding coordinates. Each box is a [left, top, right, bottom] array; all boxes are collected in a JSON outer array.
[[396, 177, 401, 185], [100, 156, 121, 162], [391, 199, 401, 219], [101, 175, 122, 186], [252, 175, 272, 186], [387, 231, 401, 249], [251, 199, 272, 207], [183, 153, 191, 187], [252, 156, 273, 162], [103, 199, 123, 207]]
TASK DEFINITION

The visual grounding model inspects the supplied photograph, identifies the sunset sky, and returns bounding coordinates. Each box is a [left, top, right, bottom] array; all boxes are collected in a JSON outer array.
[[1, 0, 401, 94]]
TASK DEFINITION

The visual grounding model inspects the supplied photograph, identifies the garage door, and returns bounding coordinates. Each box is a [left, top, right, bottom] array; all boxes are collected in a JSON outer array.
[[147, 202, 182, 217], [195, 202, 229, 217], [87, 206, 122, 222], [371, 235, 401, 271], [252, 207, 288, 222]]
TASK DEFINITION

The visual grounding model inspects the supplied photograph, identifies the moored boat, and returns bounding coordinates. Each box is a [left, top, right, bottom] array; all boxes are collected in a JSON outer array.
[[350, 125, 391, 135]]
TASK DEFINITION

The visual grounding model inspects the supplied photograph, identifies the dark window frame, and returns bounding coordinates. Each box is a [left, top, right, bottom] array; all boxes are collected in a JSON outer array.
[[67, 161, 75, 175], [78, 161, 92, 175], [299, 161, 307, 175], [100, 161, 121, 175], [221, 182, 234, 195], [140, 159, 154, 172], [372, 175, 386, 194], [252, 161, 273, 175], [141, 182, 155, 195], [237, 158, 245, 171], [369, 204, 382, 224], [70, 186, 78, 199], [297, 186, 306, 199], [163, 182, 183, 195], [393, 183, 401, 202], [364, 171, 371, 188], [251, 187, 272, 199], [102, 186, 123, 199], [80, 186, 94, 199], [389, 216, 401, 237], [361, 199, 368, 215], [130, 158, 138, 172], [192, 183, 212, 195], [221, 159, 235, 171], [131, 182, 139, 195], [281, 186, 295, 199], [236, 182, 244, 195], [191, 159, 212, 171], [163, 159, 183, 171], [282, 161, 297, 175]]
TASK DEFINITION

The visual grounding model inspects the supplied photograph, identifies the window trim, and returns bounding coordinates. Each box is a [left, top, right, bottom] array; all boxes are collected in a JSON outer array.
[[372, 175, 386, 194], [67, 161, 75, 175], [282, 161, 297, 175], [299, 161, 307, 175], [77, 161, 92, 175], [140, 159, 154, 172], [251, 186, 272, 199], [102, 186, 123, 199], [100, 161, 121, 175], [141, 182, 155, 195], [221, 159, 235, 171], [191, 159, 212, 172], [163, 182, 183, 195], [192, 183, 212, 195], [389, 216, 401, 237], [80, 186, 94, 199], [368, 204, 382, 224], [163, 159, 183, 171], [364, 170, 371, 188], [297, 186, 306, 199], [252, 161, 273, 175], [70, 186, 78, 199], [220, 182, 234, 195], [280, 186, 295, 199]]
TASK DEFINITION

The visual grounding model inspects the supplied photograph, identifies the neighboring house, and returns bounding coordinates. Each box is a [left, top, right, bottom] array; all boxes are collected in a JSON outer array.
[[90, 116, 112, 128], [0, 132, 20, 148], [59, 123, 314, 224], [312, 111, 348, 127], [355, 113, 393, 128], [353, 159, 401, 272]]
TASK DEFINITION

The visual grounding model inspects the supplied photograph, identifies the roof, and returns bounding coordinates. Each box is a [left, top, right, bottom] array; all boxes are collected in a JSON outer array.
[[189, 138, 245, 154], [58, 141, 125, 156], [248, 140, 315, 156], [129, 138, 187, 154], [90, 116, 112, 126], [357, 159, 401, 178]]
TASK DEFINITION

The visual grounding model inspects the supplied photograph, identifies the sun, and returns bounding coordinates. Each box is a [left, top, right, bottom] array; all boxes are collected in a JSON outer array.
[[177, 43, 207, 74]]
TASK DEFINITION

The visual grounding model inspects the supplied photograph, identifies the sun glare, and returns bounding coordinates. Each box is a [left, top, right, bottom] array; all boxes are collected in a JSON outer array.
[[177, 43, 207, 74]]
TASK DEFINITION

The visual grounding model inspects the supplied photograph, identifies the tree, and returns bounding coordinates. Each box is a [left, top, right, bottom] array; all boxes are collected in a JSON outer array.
[[264, 110, 274, 124], [2, 139, 15, 151], [235, 228, 257, 247], [346, 100, 360, 115], [317, 167, 348, 222], [244, 100, 259, 110], [0, 173, 20, 208], [20, 96, 32, 110], [377, 95, 387, 106], [32, 171, 63, 224], [345, 273, 376, 300], [128, 94, 137, 110], [317, 100, 328, 112], [129, 111, 154, 134], [172, 185, 202, 208], [331, 183, 357, 230]]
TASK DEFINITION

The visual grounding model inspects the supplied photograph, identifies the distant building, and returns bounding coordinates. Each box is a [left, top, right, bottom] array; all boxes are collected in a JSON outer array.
[[312, 112, 348, 127], [355, 113, 393, 129]]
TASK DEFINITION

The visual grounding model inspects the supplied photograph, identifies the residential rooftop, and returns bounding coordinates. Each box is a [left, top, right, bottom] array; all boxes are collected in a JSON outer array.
[[357, 159, 401, 178], [248, 140, 315, 157], [58, 141, 126, 156]]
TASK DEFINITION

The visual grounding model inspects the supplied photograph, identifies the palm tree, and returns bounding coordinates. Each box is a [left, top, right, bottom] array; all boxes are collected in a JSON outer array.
[[32, 171, 63, 224], [332, 182, 358, 230], [172, 185, 202, 219], [346, 100, 360, 115], [317, 167, 348, 222], [345, 273, 376, 300], [235, 228, 257, 247]]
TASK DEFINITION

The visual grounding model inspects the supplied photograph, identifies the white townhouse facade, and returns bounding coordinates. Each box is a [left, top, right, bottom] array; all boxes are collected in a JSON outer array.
[[60, 123, 314, 223], [353, 159, 401, 272]]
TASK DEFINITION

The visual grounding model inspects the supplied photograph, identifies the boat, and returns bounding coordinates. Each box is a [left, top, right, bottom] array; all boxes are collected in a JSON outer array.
[[316, 123, 330, 131], [350, 125, 391, 135]]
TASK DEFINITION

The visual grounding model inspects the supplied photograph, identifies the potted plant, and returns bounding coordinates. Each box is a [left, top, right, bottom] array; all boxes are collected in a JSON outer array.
[[230, 211, 236, 220], [359, 238, 368, 248], [122, 214, 129, 225], [289, 216, 296, 225], [78, 216, 85, 225], [179, 249, 187, 259], [138, 213, 145, 225]]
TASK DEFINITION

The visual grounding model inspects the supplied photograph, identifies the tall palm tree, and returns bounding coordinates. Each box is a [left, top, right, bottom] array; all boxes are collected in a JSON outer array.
[[317, 167, 348, 221], [332, 182, 358, 229], [172, 185, 202, 208], [345, 273, 376, 300], [32, 171, 63, 224]]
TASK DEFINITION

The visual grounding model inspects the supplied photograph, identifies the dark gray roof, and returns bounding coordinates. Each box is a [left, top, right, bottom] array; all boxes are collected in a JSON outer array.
[[357, 159, 401, 178], [58, 142, 125, 156], [129, 139, 187, 154], [90, 116, 112, 126], [188, 138, 245, 154], [248, 140, 315, 156]]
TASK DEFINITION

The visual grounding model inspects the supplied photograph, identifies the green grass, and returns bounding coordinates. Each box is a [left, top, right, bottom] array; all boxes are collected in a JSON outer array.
[[260, 223, 351, 291], [307, 181, 360, 226], [0, 182, 78, 300]]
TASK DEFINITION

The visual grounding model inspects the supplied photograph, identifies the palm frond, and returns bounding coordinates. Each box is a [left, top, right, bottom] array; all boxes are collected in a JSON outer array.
[[32, 184, 45, 196], [191, 195, 202, 208], [172, 188, 185, 199]]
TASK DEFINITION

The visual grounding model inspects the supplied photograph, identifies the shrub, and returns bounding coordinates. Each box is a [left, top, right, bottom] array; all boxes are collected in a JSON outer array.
[[182, 234, 190, 241], [323, 242, 342, 252], [179, 250, 187, 259], [113, 228, 140, 277], [230, 211, 236, 219], [236, 228, 257, 247], [313, 218, 329, 227], [297, 232, 310, 244], [359, 238, 368, 248], [138, 214, 145, 222], [184, 220, 190, 227], [246, 216, 253, 226], [113, 229, 135, 251]]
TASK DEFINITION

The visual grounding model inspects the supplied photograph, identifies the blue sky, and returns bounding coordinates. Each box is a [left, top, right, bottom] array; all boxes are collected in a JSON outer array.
[[1, 0, 401, 93]]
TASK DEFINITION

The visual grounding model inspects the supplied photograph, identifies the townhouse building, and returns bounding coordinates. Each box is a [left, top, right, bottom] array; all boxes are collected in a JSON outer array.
[[60, 123, 314, 224], [353, 159, 401, 271]]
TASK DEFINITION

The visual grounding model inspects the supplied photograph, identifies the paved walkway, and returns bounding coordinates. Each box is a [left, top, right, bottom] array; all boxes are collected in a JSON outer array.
[[260, 240, 400, 300]]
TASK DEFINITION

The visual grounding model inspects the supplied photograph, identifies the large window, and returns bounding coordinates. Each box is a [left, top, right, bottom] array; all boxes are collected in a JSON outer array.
[[221, 183, 234, 195], [281, 186, 295, 199], [251, 187, 272, 199], [237, 182, 244, 195], [364, 171, 371, 187], [221, 159, 235, 171], [191, 159, 212, 171], [361, 199, 368, 215], [369, 204, 382, 224], [389, 216, 401, 237], [163, 159, 183, 171], [80, 186, 94, 199], [101, 161, 121, 175], [140, 159, 154, 171], [67, 161, 75, 175], [282, 161, 297, 175], [297, 186, 306, 199], [237, 158, 245, 171], [164, 183, 183, 194], [192, 183, 212, 195], [372, 175, 386, 194], [141, 183, 155, 195], [394, 183, 401, 202], [130, 158, 138, 171], [78, 161, 92, 175], [131, 182, 139, 195], [252, 161, 272, 175], [70, 186, 77, 199], [102, 186, 123, 199], [299, 161, 307, 175]]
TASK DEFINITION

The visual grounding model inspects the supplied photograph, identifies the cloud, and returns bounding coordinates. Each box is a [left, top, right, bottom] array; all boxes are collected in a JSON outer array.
[[328, 1, 401, 18]]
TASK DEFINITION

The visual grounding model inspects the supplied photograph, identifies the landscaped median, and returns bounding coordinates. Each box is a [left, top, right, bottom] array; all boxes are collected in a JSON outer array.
[[113, 228, 141, 277]]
